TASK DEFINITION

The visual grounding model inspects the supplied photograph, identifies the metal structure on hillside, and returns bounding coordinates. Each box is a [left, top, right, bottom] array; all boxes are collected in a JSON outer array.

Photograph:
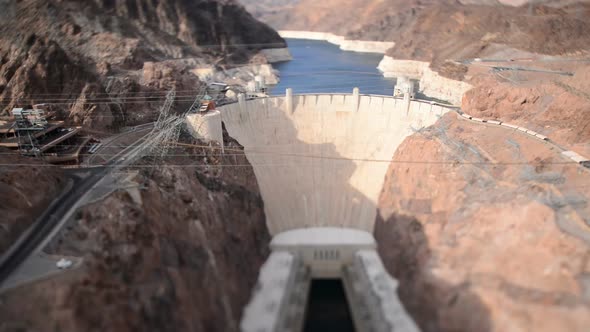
[[154, 89, 177, 131], [12, 108, 48, 156], [147, 88, 178, 168], [121, 86, 209, 170]]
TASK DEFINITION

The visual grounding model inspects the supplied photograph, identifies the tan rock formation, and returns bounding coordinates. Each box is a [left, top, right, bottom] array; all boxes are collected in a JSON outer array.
[[376, 114, 590, 332]]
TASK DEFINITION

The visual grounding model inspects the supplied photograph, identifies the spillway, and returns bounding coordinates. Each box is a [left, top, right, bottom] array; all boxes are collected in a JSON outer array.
[[219, 92, 454, 235]]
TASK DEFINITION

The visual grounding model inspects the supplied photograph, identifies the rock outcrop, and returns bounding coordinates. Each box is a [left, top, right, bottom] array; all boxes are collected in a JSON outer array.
[[242, 0, 590, 106], [376, 114, 590, 332], [0, 134, 271, 332], [0, 0, 286, 130], [0, 149, 66, 255], [462, 69, 590, 156]]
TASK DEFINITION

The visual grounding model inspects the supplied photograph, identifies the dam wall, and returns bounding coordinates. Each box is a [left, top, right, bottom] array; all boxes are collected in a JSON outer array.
[[219, 93, 453, 235], [278, 30, 395, 54]]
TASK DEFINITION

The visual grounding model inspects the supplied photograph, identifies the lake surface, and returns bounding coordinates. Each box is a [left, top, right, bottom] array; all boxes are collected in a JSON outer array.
[[269, 39, 396, 96]]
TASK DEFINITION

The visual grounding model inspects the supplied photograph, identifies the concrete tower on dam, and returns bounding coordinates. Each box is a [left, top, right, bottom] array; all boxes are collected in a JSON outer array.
[[218, 89, 454, 235]]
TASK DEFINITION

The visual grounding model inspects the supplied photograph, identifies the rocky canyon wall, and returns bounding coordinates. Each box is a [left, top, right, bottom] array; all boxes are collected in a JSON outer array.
[[375, 113, 590, 332], [0, 0, 287, 130], [0, 134, 271, 332]]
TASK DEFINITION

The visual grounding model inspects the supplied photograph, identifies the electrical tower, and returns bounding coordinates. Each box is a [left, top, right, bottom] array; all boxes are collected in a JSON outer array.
[[154, 88, 177, 131], [125, 86, 210, 176]]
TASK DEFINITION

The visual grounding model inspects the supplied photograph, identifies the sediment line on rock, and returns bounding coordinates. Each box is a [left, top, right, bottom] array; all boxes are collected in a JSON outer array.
[[377, 56, 473, 106], [278, 30, 395, 54]]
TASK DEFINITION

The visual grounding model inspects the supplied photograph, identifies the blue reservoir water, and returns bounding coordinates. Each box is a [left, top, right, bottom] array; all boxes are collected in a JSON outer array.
[[269, 39, 396, 96]]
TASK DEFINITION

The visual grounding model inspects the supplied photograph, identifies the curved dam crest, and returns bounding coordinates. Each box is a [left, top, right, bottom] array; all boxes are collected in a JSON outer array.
[[220, 94, 453, 235]]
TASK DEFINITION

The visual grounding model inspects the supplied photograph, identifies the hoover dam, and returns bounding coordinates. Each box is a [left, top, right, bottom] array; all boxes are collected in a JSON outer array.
[[213, 90, 451, 330], [198, 85, 589, 331], [2, 1, 590, 331], [219, 91, 452, 235]]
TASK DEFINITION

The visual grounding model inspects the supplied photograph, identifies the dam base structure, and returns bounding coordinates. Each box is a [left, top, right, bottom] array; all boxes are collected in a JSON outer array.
[[240, 227, 420, 332]]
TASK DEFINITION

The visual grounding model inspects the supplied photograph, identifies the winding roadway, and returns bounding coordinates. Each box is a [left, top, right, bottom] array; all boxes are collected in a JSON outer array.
[[0, 122, 154, 291]]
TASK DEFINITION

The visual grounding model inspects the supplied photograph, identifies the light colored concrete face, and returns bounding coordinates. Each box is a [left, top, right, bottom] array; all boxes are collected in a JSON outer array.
[[271, 228, 377, 278], [220, 94, 450, 235], [186, 111, 224, 146]]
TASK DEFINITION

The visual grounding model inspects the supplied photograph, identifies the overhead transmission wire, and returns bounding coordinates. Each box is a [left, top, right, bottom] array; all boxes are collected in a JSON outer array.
[[3, 44, 587, 186], [0, 86, 398, 107], [1, 69, 389, 97], [0, 145, 583, 167], [1, 73, 392, 100], [0, 84, 384, 103], [0, 160, 586, 167]]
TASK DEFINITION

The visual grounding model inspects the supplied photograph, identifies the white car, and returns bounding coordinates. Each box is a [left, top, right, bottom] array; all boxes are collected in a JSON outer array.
[[56, 258, 73, 269]]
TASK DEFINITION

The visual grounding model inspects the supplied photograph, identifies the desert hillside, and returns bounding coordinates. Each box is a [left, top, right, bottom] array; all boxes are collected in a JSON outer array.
[[0, 1, 281, 330], [0, 0, 285, 130], [240, 0, 590, 62]]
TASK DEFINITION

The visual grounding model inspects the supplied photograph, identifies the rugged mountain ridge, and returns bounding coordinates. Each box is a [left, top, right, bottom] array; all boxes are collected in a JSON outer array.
[[0, 133, 272, 332], [240, 0, 590, 65], [0, 0, 285, 130], [0, 2, 279, 330]]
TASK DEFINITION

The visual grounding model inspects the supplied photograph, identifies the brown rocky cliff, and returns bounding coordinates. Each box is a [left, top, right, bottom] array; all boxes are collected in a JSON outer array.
[[0, 134, 271, 331], [242, 0, 590, 73], [0, 149, 66, 255], [375, 114, 590, 332], [462, 69, 590, 156], [0, 0, 285, 129]]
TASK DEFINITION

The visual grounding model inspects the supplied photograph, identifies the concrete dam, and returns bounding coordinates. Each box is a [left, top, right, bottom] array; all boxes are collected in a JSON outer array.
[[219, 91, 454, 235]]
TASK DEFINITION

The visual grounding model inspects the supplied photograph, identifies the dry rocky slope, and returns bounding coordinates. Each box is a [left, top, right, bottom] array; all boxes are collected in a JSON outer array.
[[0, 0, 280, 330], [0, 149, 66, 255], [376, 114, 590, 332], [0, 0, 285, 130], [0, 133, 271, 332]]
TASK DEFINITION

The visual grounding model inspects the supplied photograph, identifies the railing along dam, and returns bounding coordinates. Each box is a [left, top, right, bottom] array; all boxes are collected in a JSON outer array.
[[219, 91, 454, 235]]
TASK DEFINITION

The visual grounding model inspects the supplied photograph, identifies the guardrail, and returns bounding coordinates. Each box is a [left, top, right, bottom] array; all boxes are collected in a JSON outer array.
[[240, 252, 310, 332], [343, 250, 420, 332], [457, 111, 590, 168]]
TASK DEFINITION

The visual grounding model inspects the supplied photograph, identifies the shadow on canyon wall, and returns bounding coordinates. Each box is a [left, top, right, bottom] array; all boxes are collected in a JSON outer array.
[[375, 211, 492, 332]]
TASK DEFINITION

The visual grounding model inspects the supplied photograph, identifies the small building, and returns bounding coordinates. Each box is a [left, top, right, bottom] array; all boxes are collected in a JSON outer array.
[[198, 95, 217, 112], [393, 76, 415, 99]]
